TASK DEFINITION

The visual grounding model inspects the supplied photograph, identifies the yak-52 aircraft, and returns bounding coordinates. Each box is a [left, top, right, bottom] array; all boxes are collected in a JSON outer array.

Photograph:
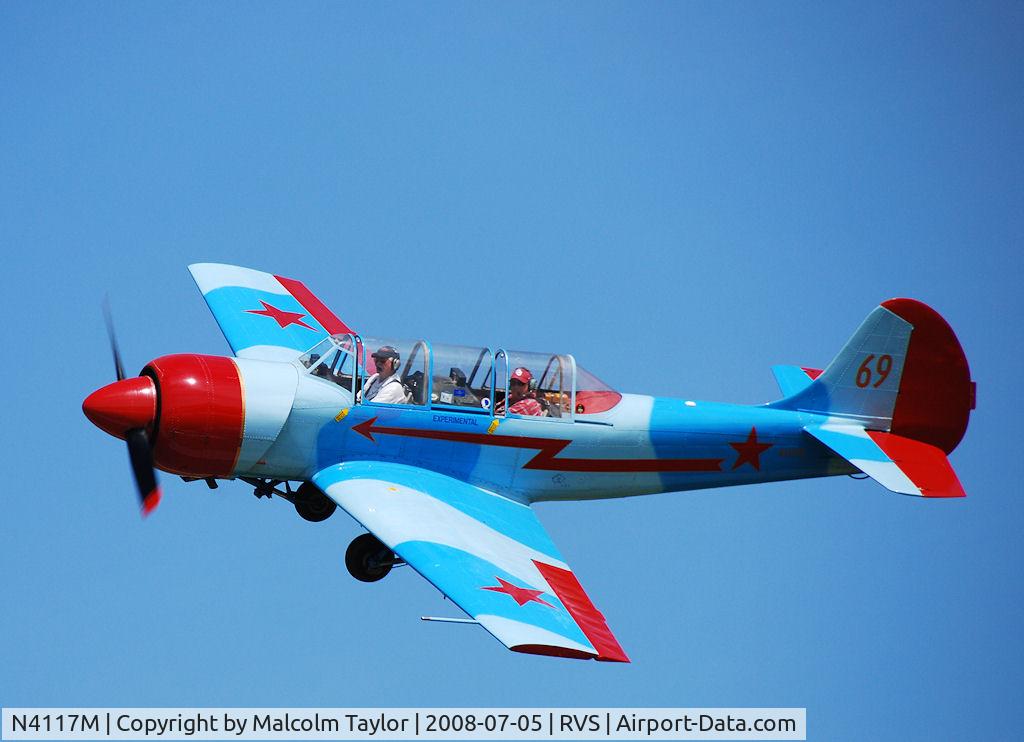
[[84, 264, 974, 662]]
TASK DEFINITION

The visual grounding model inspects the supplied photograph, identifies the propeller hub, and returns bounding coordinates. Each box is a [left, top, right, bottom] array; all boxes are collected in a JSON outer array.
[[83, 376, 157, 439]]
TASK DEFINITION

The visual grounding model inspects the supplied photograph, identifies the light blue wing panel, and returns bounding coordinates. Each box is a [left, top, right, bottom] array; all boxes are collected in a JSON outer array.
[[188, 263, 352, 362], [313, 461, 629, 662]]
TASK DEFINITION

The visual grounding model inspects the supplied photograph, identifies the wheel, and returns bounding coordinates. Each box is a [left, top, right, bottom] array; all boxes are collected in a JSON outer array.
[[293, 482, 337, 522], [345, 533, 395, 582]]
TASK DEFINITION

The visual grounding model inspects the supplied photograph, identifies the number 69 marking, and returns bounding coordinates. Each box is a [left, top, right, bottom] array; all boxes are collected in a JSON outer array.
[[856, 354, 893, 388]]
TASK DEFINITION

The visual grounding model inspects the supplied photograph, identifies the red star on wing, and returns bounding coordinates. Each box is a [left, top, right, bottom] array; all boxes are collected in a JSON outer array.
[[729, 426, 773, 471], [481, 577, 553, 607], [246, 300, 315, 330]]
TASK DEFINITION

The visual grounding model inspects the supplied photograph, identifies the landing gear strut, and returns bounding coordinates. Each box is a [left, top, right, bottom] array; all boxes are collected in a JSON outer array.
[[345, 533, 401, 582], [238, 478, 337, 522]]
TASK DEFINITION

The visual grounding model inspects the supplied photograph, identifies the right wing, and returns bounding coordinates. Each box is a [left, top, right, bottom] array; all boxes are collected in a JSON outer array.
[[313, 461, 630, 662], [188, 263, 353, 362]]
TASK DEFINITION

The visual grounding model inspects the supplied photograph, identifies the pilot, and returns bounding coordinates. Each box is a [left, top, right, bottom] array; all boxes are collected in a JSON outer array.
[[498, 367, 545, 416], [360, 346, 408, 404]]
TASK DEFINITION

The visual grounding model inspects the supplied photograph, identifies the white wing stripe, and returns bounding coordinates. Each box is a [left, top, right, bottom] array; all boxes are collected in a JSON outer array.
[[324, 477, 570, 589]]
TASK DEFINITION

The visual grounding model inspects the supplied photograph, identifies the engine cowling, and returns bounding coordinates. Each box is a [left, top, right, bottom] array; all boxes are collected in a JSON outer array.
[[142, 354, 245, 477]]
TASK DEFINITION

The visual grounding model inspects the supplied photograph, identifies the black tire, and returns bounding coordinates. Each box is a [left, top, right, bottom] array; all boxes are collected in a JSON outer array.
[[293, 482, 337, 523], [345, 533, 394, 582]]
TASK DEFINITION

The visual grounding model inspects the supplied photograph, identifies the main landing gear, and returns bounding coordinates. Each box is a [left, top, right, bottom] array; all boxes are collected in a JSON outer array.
[[239, 477, 404, 582], [292, 482, 337, 522], [345, 533, 403, 582], [239, 478, 337, 522]]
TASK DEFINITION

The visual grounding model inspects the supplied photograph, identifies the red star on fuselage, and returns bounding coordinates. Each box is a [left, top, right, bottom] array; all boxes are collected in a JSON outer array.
[[729, 426, 773, 471], [481, 577, 553, 607], [246, 301, 315, 330]]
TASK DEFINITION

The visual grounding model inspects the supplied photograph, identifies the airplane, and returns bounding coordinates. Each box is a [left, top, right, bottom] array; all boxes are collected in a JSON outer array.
[[83, 264, 975, 663]]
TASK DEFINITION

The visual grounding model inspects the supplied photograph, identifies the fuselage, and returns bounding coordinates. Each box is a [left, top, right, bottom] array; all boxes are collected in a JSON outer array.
[[237, 358, 853, 504], [84, 351, 855, 505]]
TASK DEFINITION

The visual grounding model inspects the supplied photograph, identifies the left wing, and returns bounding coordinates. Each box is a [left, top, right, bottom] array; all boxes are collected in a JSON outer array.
[[313, 461, 630, 662], [188, 263, 353, 362]]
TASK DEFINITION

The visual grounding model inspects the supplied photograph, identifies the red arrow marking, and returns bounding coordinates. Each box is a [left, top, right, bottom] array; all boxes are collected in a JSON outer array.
[[352, 417, 722, 473]]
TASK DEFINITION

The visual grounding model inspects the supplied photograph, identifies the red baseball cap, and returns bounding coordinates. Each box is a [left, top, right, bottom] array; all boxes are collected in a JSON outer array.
[[511, 367, 533, 385]]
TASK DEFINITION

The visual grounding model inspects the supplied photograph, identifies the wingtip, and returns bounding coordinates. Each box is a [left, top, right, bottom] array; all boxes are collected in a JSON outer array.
[[510, 644, 631, 663]]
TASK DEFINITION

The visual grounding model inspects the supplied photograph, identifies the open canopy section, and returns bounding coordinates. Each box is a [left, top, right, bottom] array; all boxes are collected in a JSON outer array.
[[296, 335, 622, 418]]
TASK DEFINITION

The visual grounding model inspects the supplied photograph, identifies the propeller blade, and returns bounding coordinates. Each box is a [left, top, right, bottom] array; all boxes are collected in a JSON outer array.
[[125, 428, 161, 516], [102, 296, 126, 381]]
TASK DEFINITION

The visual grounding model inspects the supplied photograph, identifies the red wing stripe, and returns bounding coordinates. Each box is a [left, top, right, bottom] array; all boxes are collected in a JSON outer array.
[[274, 275, 353, 335], [533, 560, 630, 663], [866, 431, 967, 498]]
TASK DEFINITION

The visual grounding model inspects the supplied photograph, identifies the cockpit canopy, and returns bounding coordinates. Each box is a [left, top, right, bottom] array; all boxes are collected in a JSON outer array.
[[297, 334, 621, 419]]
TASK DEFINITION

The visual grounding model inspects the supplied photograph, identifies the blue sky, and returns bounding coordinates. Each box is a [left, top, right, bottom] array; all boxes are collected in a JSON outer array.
[[2, 2, 1021, 740]]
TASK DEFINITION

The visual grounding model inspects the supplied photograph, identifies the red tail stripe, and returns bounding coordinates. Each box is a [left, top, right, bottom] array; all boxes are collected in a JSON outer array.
[[881, 298, 972, 454], [533, 560, 630, 663], [275, 275, 352, 336]]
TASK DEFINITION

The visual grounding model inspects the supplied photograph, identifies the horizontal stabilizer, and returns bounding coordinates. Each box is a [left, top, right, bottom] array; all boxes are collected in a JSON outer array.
[[804, 423, 966, 498], [771, 365, 823, 398]]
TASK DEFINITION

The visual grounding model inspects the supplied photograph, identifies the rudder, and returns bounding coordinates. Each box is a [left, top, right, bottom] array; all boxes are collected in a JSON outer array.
[[880, 299, 974, 453]]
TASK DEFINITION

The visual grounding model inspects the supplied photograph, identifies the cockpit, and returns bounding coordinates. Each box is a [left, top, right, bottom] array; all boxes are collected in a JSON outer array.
[[296, 334, 622, 420]]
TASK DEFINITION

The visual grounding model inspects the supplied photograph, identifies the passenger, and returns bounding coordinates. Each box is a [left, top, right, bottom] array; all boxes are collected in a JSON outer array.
[[360, 346, 408, 404], [498, 367, 545, 416]]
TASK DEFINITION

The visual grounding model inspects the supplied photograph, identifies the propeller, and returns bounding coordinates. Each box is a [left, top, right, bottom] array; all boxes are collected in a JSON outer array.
[[101, 298, 162, 516], [102, 296, 126, 382]]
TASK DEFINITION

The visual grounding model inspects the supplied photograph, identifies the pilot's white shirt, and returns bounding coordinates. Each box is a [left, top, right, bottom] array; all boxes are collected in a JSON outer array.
[[360, 373, 407, 404]]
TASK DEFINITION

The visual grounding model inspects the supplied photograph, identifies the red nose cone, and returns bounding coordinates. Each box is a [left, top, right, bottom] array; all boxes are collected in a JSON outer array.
[[83, 376, 157, 439]]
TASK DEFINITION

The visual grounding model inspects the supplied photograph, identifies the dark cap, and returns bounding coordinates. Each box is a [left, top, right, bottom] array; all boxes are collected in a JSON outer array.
[[372, 345, 400, 361]]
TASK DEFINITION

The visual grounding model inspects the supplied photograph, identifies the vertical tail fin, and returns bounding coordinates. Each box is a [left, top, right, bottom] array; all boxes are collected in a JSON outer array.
[[771, 299, 974, 454]]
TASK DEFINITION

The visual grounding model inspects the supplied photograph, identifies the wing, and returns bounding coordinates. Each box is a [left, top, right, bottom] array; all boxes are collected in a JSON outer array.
[[188, 263, 353, 362], [804, 423, 966, 498], [313, 461, 630, 662]]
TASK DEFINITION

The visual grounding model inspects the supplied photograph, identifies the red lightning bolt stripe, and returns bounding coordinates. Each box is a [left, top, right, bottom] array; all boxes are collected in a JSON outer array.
[[352, 417, 722, 473]]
